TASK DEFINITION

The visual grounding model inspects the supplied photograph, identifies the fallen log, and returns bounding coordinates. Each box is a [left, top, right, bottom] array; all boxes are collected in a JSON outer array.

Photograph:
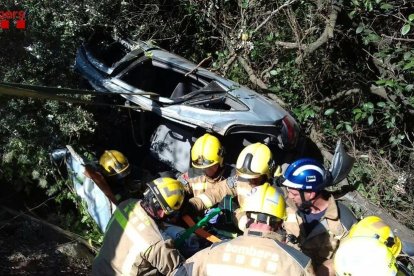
[[341, 191, 414, 242]]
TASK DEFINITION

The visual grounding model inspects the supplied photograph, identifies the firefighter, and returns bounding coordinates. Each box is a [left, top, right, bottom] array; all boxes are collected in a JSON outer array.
[[179, 133, 231, 197], [281, 158, 357, 273], [334, 236, 399, 276], [92, 177, 185, 276], [173, 183, 315, 275], [86, 149, 150, 204], [347, 216, 402, 257], [84, 150, 133, 204], [187, 142, 276, 213], [333, 216, 410, 276]]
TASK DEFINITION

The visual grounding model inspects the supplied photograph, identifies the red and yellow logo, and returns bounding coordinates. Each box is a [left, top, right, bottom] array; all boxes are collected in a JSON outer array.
[[0, 10, 26, 30]]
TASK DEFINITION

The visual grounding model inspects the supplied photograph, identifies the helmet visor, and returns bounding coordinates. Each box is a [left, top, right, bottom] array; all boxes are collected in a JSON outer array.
[[236, 167, 262, 179], [146, 181, 174, 215], [192, 155, 217, 169]]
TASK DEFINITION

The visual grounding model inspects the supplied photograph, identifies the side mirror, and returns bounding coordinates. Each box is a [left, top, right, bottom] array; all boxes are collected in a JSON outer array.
[[329, 139, 355, 185]]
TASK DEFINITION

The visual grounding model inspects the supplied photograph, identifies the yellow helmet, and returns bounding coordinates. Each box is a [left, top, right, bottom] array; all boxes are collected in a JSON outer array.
[[146, 177, 185, 215], [242, 182, 286, 225], [334, 237, 398, 276], [236, 143, 275, 179], [191, 133, 224, 169], [348, 216, 402, 257], [99, 150, 130, 178]]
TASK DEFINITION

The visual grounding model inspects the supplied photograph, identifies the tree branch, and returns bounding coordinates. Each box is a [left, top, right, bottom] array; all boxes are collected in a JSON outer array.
[[185, 56, 212, 77], [295, 0, 342, 63], [318, 86, 414, 115], [381, 34, 414, 42], [275, 41, 301, 49], [237, 56, 267, 89], [203, 10, 288, 107], [253, 0, 299, 34], [320, 88, 361, 103], [222, 53, 237, 76]]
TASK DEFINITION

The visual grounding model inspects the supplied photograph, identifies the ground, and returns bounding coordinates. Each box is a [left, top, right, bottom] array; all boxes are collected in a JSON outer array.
[[0, 210, 92, 275]]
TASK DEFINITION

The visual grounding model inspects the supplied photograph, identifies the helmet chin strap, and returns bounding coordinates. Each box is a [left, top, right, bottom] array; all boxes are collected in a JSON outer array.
[[298, 190, 315, 213]]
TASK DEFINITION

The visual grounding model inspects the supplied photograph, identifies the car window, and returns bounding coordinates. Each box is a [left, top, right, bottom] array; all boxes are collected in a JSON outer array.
[[118, 60, 205, 98]]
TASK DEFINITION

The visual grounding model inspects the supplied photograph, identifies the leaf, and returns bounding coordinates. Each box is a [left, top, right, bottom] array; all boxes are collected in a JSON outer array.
[[356, 25, 364, 34], [403, 52, 411, 60], [403, 60, 414, 70], [241, 0, 249, 9], [368, 2, 373, 12], [405, 84, 413, 92], [269, 70, 278, 76], [385, 80, 394, 87], [324, 108, 335, 116], [376, 102, 386, 108], [368, 33, 380, 42], [380, 3, 393, 10], [409, 14, 414, 22], [345, 124, 353, 133], [401, 24, 411, 35], [363, 102, 374, 109], [368, 115, 374, 125], [375, 79, 386, 85]]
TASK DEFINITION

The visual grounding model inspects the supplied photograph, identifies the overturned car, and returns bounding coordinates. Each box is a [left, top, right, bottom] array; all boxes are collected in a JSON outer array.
[[74, 36, 303, 173]]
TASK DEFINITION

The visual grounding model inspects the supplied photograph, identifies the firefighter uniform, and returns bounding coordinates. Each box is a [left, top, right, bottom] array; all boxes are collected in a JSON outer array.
[[180, 166, 232, 198], [188, 175, 263, 211], [283, 194, 357, 267], [172, 230, 315, 276], [92, 199, 184, 276]]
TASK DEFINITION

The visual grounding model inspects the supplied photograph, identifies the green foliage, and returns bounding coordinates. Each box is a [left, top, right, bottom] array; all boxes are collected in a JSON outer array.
[[349, 158, 414, 230], [292, 104, 319, 125], [353, 102, 374, 125]]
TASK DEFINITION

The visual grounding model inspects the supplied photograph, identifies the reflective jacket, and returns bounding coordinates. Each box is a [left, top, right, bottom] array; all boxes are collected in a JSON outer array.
[[92, 199, 184, 276], [187, 175, 258, 212], [180, 166, 232, 198], [283, 194, 357, 268], [172, 230, 315, 276]]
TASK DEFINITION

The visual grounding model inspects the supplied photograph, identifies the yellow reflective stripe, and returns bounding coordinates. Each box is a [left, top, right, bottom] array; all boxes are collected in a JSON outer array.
[[286, 213, 297, 222], [114, 209, 128, 230], [114, 205, 151, 275], [192, 182, 205, 192], [196, 194, 213, 208]]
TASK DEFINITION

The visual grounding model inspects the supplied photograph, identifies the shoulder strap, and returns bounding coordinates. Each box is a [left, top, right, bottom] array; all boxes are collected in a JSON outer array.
[[336, 201, 357, 231], [274, 240, 311, 269]]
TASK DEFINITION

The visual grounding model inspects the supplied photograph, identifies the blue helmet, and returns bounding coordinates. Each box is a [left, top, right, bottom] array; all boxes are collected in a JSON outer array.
[[282, 158, 328, 191]]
